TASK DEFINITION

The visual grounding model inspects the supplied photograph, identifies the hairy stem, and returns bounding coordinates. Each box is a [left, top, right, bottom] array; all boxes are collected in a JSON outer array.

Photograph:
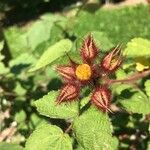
[[65, 122, 73, 134], [107, 69, 150, 85]]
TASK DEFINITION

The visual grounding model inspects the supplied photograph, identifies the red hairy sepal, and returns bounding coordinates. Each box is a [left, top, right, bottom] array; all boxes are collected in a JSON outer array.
[[80, 34, 99, 64], [101, 45, 122, 73], [56, 84, 79, 104], [91, 86, 112, 113], [56, 65, 76, 82]]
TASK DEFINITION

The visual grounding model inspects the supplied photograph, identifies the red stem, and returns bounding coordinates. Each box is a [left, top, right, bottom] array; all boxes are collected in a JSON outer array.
[[107, 69, 150, 85], [65, 123, 73, 134]]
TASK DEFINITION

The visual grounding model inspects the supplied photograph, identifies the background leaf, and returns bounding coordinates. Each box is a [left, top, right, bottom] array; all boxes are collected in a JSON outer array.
[[70, 5, 150, 45], [30, 39, 72, 71], [144, 80, 150, 98], [124, 38, 150, 58], [120, 91, 150, 115], [0, 142, 23, 150]]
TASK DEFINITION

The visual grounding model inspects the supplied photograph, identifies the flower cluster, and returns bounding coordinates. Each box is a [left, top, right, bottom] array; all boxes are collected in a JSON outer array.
[[56, 35, 122, 112]]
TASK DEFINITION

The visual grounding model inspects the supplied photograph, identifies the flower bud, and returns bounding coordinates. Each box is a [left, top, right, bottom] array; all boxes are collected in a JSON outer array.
[[80, 34, 99, 63], [91, 86, 112, 112], [57, 65, 76, 82], [101, 46, 122, 73], [56, 84, 79, 104]]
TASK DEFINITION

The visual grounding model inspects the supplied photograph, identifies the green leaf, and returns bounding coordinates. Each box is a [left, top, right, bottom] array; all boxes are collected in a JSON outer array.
[[0, 41, 4, 51], [91, 31, 114, 51], [9, 53, 37, 75], [0, 63, 9, 75], [120, 92, 150, 115], [4, 27, 29, 58], [34, 91, 78, 119], [0, 142, 23, 150], [29, 39, 72, 71], [71, 5, 150, 45], [26, 14, 58, 51], [28, 113, 42, 129], [73, 106, 118, 150], [124, 38, 150, 58], [4, 14, 63, 58], [0, 41, 4, 61], [75, 145, 84, 150], [9, 53, 37, 67], [25, 122, 72, 150], [144, 80, 150, 98], [15, 110, 26, 123], [14, 82, 26, 96], [148, 142, 150, 150], [112, 69, 132, 95]]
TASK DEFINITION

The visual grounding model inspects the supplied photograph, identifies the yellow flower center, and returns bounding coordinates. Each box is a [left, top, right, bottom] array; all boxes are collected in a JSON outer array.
[[75, 64, 92, 81]]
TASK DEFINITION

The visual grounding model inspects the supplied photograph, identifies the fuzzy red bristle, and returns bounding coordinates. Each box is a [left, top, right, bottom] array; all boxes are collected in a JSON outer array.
[[101, 45, 122, 73], [80, 34, 99, 64], [56, 65, 76, 82], [56, 84, 79, 104], [91, 86, 112, 112]]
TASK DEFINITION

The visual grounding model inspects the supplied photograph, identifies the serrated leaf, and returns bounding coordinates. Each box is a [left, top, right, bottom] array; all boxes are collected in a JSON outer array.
[[34, 91, 78, 119], [120, 92, 150, 115], [144, 80, 150, 98], [29, 39, 72, 71], [0, 142, 23, 150], [25, 122, 72, 150], [124, 38, 150, 58], [73, 106, 118, 150]]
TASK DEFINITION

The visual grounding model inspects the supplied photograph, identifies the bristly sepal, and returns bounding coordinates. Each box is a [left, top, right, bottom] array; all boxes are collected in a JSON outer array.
[[56, 83, 79, 104], [56, 65, 76, 82], [80, 34, 99, 64], [101, 45, 122, 73], [91, 86, 112, 113]]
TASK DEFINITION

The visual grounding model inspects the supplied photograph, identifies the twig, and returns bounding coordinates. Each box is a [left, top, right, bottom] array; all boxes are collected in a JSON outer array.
[[65, 122, 73, 134], [0, 122, 17, 142], [107, 69, 150, 85]]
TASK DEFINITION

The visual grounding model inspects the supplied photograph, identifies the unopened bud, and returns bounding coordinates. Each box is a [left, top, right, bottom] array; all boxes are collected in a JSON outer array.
[[56, 84, 79, 104], [80, 34, 99, 63], [101, 45, 122, 73], [91, 86, 112, 112]]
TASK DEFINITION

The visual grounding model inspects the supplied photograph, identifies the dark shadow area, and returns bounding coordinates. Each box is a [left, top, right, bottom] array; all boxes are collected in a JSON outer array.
[[11, 64, 31, 74], [0, 0, 82, 27], [0, 0, 130, 27], [47, 78, 62, 91]]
